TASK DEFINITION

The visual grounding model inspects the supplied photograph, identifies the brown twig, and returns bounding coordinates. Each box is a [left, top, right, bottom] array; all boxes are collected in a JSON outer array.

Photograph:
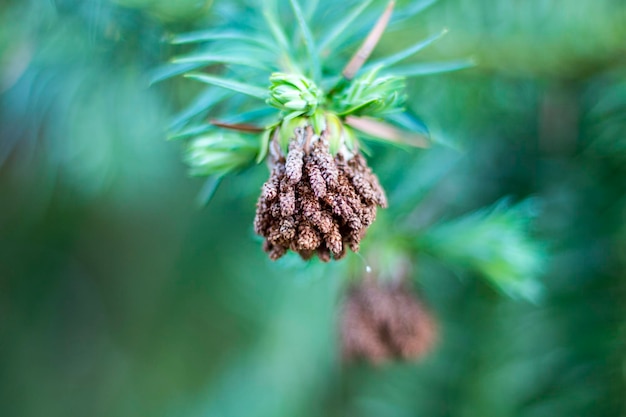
[[342, 1, 395, 80], [210, 119, 265, 133], [345, 116, 429, 148]]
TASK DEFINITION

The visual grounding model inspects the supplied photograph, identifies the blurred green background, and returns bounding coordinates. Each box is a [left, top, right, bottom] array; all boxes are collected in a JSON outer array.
[[1, 0, 625, 416]]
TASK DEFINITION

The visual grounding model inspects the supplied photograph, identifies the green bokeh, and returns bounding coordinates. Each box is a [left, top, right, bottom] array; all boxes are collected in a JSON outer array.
[[1, 1, 625, 416]]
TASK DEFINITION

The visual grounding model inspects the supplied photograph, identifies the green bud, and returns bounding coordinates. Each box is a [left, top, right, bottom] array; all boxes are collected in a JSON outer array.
[[185, 132, 258, 176], [333, 67, 406, 117], [284, 99, 308, 110], [267, 72, 322, 118]]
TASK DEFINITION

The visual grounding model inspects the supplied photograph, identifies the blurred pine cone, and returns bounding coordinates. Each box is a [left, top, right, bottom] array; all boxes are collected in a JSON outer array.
[[340, 279, 437, 364]]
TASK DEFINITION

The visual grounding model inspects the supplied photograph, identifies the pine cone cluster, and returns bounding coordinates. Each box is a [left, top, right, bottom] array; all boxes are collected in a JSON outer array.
[[254, 126, 387, 261], [340, 280, 437, 364]]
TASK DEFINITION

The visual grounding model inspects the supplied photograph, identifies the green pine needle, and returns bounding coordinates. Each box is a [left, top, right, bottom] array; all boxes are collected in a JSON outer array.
[[173, 53, 274, 71], [262, 0, 295, 71], [150, 62, 204, 85], [170, 88, 230, 131], [196, 175, 223, 207], [416, 199, 547, 302], [317, 0, 375, 53], [390, 58, 476, 77], [289, 0, 321, 81], [169, 30, 275, 50], [184, 73, 268, 99], [364, 28, 448, 72]]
